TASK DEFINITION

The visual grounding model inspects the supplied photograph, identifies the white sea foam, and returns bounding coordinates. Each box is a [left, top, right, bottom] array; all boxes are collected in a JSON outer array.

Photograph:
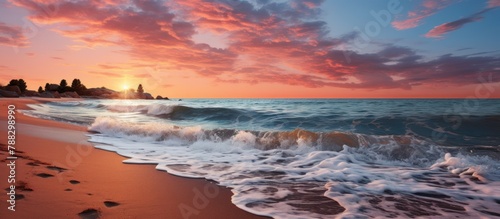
[[88, 117, 500, 219]]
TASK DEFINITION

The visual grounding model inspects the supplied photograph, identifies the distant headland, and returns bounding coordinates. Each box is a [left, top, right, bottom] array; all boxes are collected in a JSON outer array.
[[0, 78, 169, 100]]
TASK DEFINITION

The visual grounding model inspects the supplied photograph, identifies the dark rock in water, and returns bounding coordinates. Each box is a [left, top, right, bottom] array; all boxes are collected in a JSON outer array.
[[0, 90, 20, 98], [78, 208, 100, 219], [179, 99, 182, 101], [5, 85, 21, 95]]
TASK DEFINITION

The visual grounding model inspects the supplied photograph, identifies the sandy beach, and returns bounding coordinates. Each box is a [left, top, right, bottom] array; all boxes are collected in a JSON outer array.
[[0, 98, 268, 219]]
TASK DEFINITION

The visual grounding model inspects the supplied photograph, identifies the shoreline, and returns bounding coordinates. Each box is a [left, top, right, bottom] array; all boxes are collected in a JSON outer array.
[[0, 98, 269, 218]]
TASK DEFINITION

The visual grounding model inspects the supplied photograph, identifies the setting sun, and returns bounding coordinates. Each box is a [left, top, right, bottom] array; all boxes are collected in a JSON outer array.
[[122, 84, 129, 90]]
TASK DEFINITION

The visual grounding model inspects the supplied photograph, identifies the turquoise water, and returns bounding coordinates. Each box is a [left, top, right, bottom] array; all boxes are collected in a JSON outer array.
[[25, 99, 500, 147], [23, 99, 500, 218]]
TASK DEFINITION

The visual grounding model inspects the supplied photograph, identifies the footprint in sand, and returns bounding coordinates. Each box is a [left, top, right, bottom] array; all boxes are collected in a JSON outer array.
[[104, 201, 120, 208], [47, 165, 68, 173], [27, 159, 50, 166], [36, 173, 54, 178], [27, 162, 40, 166], [17, 181, 33, 192], [64, 188, 72, 192], [5, 183, 33, 192], [78, 208, 100, 219], [70, 180, 81, 184]]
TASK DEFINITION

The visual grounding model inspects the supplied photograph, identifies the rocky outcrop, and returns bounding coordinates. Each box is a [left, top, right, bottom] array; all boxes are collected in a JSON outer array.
[[121, 91, 154, 99], [156, 95, 170, 100], [81, 88, 119, 98], [60, 91, 80, 98], [141, 93, 154, 99], [47, 86, 166, 100], [24, 90, 40, 97], [5, 86, 21, 95], [0, 90, 20, 98], [40, 92, 53, 98], [64, 91, 80, 98], [40, 91, 61, 98]]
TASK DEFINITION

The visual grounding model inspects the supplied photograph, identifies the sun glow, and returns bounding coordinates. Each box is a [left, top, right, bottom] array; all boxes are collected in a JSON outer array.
[[122, 84, 129, 90]]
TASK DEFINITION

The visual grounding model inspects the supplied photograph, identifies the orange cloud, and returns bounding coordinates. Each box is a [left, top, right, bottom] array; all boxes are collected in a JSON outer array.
[[9, 0, 500, 91]]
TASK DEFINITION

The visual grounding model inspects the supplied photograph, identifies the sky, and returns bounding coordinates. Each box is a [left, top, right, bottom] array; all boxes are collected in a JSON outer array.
[[0, 0, 499, 98]]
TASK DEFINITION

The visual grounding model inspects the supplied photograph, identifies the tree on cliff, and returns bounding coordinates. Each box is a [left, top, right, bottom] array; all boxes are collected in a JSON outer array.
[[71, 79, 87, 94], [7, 79, 18, 87], [45, 83, 50, 92], [59, 79, 68, 92], [38, 86, 43, 93], [8, 79, 27, 93], [60, 79, 67, 88], [137, 84, 144, 94], [71, 79, 80, 89]]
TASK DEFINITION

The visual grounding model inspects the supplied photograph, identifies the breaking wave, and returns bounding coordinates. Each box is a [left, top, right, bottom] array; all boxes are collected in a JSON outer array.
[[88, 117, 500, 218]]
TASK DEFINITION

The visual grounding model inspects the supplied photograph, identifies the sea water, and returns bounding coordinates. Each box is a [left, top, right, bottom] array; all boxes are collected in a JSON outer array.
[[22, 99, 500, 218]]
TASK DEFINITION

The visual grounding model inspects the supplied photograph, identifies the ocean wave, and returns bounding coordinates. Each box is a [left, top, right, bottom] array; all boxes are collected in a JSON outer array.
[[48, 101, 104, 108], [88, 117, 500, 218], [88, 116, 500, 165], [105, 104, 249, 120], [101, 103, 500, 147]]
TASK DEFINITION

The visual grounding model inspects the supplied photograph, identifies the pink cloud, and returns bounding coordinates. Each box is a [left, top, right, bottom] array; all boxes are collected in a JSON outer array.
[[0, 22, 29, 47], [425, 9, 489, 38], [488, 0, 500, 8], [392, 0, 453, 30]]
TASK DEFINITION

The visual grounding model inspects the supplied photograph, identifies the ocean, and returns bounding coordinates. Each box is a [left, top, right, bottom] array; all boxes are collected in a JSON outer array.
[[21, 99, 500, 218]]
